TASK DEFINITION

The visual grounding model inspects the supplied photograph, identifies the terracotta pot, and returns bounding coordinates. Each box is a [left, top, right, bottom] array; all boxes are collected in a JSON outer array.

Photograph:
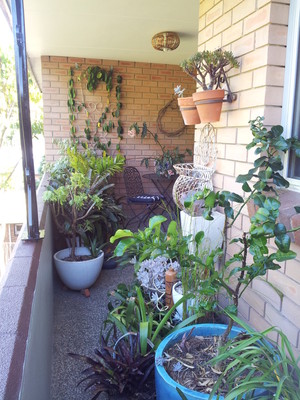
[[178, 97, 200, 125], [192, 89, 225, 123]]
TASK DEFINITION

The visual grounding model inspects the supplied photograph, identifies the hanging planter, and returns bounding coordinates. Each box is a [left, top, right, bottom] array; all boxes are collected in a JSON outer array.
[[180, 49, 239, 123], [177, 96, 200, 125], [192, 89, 224, 123]]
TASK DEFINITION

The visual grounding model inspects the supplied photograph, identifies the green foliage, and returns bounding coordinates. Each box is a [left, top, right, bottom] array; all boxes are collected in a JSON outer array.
[[180, 48, 239, 90], [69, 328, 155, 398], [129, 122, 192, 178], [210, 315, 300, 400], [43, 141, 125, 260], [104, 283, 199, 353], [184, 116, 300, 344], [67, 65, 123, 152]]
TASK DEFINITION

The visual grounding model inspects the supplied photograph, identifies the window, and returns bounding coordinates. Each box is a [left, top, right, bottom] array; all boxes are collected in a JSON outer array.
[[282, 0, 300, 188]]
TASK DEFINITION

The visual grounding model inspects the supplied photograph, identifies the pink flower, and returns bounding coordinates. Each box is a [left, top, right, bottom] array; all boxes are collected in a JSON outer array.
[[127, 129, 136, 138], [168, 169, 174, 176]]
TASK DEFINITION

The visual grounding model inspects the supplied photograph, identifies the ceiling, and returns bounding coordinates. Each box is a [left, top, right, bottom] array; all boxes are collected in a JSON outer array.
[[3, 0, 199, 89]]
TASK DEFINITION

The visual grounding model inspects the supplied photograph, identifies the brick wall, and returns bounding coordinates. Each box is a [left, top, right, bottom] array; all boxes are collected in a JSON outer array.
[[197, 0, 300, 355], [42, 56, 195, 198]]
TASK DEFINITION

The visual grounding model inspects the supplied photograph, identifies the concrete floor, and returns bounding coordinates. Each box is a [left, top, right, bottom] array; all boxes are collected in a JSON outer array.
[[51, 263, 135, 400]]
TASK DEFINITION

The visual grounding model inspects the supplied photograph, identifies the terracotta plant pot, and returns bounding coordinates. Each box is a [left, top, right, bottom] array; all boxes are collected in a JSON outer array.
[[192, 89, 225, 123], [178, 97, 201, 125]]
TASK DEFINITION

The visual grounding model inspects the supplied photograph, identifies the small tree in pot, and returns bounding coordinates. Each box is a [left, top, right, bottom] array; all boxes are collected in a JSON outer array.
[[180, 48, 239, 122], [43, 141, 125, 289]]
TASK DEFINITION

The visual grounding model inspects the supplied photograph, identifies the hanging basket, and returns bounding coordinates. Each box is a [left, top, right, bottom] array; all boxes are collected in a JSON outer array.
[[177, 96, 201, 125], [192, 89, 224, 123], [172, 163, 214, 211]]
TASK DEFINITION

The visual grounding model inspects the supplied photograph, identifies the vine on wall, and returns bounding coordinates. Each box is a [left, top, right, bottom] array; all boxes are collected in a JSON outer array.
[[67, 64, 123, 152]]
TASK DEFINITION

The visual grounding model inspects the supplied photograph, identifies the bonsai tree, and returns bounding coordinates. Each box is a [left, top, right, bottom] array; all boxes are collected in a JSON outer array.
[[180, 48, 239, 91], [184, 116, 300, 349], [43, 141, 125, 260]]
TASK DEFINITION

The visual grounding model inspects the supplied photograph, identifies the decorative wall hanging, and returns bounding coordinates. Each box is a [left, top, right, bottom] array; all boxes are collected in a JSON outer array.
[[156, 97, 186, 137]]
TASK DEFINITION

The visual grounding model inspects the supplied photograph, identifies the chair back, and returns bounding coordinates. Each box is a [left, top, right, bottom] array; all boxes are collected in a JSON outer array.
[[124, 167, 145, 198]]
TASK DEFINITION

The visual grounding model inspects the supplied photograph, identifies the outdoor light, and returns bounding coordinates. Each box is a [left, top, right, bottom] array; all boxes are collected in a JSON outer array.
[[151, 31, 180, 52]]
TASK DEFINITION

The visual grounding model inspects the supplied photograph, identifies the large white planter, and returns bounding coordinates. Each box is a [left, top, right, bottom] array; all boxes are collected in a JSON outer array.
[[53, 247, 104, 290], [180, 210, 225, 255]]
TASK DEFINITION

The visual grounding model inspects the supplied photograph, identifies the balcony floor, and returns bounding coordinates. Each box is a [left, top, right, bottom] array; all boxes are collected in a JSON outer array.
[[51, 262, 134, 400]]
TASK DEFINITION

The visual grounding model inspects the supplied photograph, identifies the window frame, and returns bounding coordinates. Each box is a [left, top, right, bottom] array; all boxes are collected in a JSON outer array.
[[282, 0, 300, 191]]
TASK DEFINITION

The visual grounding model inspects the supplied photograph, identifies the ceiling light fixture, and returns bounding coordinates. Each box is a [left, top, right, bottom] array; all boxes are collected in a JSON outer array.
[[151, 31, 180, 52]]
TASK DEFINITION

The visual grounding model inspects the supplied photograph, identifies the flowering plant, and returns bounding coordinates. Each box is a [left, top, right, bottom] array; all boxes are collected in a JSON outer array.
[[128, 122, 192, 178]]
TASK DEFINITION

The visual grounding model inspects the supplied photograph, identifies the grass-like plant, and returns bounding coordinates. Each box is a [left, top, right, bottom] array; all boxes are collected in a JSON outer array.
[[210, 315, 300, 400]]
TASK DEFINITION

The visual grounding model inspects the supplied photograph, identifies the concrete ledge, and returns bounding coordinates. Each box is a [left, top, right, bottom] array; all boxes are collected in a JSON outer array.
[[0, 175, 52, 400]]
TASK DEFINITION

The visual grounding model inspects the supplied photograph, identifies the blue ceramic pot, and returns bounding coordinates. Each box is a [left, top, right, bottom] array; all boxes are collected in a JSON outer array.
[[155, 323, 243, 400]]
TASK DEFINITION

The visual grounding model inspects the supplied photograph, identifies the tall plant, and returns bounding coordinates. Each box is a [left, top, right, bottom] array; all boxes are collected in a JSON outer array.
[[185, 116, 300, 347], [43, 141, 125, 260]]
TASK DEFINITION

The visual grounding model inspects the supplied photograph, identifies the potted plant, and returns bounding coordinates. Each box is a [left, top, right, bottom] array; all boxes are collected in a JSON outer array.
[[180, 49, 239, 122], [174, 85, 201, 126], [43, 140, 125, 290], [129, 122, 192, 178], [154, 116, 300, 399]]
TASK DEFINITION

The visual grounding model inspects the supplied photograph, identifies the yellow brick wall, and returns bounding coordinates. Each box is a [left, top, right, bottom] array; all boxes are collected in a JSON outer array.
[[42, 56, 195, 198], [198, 0, 300, 354]]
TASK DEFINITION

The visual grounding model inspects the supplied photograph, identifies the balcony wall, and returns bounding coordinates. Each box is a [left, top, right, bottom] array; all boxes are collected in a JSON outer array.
[[0, 176, 53, 400], [41, 57, 196, 199], [197, 0, 300, 356]]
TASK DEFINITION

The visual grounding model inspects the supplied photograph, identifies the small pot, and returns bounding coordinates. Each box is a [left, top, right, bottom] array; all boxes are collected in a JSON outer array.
[[192, 89, 224, 123], [178, 97, 201, 125], [53, 247, 104, 290]]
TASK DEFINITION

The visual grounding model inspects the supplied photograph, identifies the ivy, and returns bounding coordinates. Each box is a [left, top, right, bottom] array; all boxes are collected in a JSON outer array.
[[67, 65, 123, 152]]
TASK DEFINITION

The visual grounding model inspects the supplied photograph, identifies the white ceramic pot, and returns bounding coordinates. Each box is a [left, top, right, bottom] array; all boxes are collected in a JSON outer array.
[[53, 247, 104, 290], [172, 281, 196, 320]]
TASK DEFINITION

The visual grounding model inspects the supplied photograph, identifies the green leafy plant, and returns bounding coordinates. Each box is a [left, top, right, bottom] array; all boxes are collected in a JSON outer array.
[[129, 122, 192, 178], [104, 283, 198, 353], [69, 327, 155, 398], [180, 48, 239, 91], [110, 215, 220, 321], [43, 141, 125, 260], [184, 116, 300, 348], [210, 314, 300, 400], [67, 65, 124, 151]]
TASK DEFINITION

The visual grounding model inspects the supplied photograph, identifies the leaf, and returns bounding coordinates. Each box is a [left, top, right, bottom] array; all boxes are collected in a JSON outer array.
[[195, 231, 204, 245], [275, 234, 291, 252], [270, 250, 296, 262], [274, 223, 286, 236], [242, 182, 251, 192], [254, 156, 267, 168], [204, 191, 216, 208], [228, 193, 244, 203], [295, 206, 300, 213], [236, 173, 253, 183], [149, 215, 167, 230]]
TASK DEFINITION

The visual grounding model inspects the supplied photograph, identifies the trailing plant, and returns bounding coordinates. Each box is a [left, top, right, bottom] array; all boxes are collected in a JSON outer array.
[[180, 48, 239, 91], [69, 327, 155, 398], [67, 64, 124, 152], [43, 141, 125, 260], [128, 122, 192, 177], [210, 314, 300, 400], [184, 116, 300, 349]]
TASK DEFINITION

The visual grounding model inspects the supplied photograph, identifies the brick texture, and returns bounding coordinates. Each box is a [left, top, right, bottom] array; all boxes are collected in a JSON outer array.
[[197, 0, 300, 352], [42, 57, 195, 200]]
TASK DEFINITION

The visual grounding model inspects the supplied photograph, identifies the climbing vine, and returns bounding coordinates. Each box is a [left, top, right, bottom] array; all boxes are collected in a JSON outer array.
[[67, 64, 123, 152]]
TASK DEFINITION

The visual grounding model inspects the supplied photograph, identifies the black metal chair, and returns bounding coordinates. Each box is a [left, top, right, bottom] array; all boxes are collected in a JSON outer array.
[[123, 166, 164, 228]]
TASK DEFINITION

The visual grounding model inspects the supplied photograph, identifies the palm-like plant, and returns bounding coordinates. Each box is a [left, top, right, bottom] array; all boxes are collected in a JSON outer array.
[[43, 141, 125, 260]]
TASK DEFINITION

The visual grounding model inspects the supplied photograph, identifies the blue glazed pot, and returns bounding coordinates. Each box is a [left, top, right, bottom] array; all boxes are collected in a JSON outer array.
[[155, 323, 243, 400]]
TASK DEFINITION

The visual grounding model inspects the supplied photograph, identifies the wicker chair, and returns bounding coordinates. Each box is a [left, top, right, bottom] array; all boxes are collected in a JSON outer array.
[[123, 166, 163, 228]]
